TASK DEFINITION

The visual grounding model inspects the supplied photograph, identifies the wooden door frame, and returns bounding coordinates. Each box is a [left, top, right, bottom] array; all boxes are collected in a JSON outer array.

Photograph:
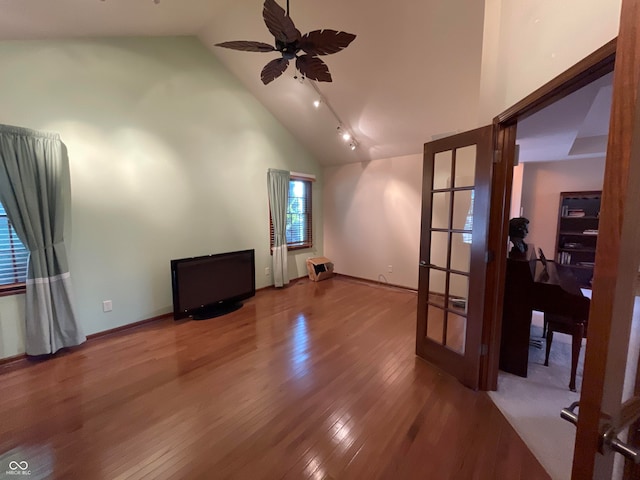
[[479, 38, 618, 391], [574, 0, 640, 476]]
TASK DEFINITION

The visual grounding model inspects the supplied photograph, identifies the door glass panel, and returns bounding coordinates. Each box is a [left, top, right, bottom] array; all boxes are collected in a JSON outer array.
[[430, 231, 449, 269], [446, 312, 466, 354], [433, 150, 452, 190], [432, 192, 450, 229], [429, 269, 447, 298], [454, 145, 476, 187], [451, 232, 471, 273], [449, 274, 468, 313], [426, 305, 445, 344], [453, 189, 474, 230]]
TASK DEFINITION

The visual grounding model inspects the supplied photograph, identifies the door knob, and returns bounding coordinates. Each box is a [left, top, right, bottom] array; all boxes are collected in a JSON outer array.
[[561, 398, 640, 463], [603, 430, 640, 463], [560, 401, 579, 426]]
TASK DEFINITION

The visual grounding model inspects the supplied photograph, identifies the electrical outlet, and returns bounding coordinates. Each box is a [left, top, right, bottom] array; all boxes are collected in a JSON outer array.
[[388, 265, 393, 273], [102, 300, 112, 312], [265, 267, 270, 276]]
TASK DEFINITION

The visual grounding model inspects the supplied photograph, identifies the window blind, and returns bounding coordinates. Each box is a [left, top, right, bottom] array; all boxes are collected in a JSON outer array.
[[0, 202, 28, 286]]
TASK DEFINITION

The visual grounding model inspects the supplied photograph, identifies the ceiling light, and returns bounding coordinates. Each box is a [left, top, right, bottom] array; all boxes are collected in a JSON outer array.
[[342, 132, 351, 142], [349, 141, 357, 151], [313, 99, 322, 109]]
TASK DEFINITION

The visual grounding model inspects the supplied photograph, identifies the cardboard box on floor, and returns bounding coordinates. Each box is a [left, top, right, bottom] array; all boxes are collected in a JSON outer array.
[[306, 257, 334, 282]]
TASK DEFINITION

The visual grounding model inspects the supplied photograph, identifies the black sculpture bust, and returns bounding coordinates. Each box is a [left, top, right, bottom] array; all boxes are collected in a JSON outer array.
[[509, 217, 530, 256]]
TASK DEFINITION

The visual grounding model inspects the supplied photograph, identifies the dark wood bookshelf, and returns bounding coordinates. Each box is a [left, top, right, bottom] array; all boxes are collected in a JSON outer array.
[[555, 190, 601, 288]]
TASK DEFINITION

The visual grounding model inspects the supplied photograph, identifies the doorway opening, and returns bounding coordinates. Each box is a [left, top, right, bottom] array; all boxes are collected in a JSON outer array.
[[489, 72, 613, 480]]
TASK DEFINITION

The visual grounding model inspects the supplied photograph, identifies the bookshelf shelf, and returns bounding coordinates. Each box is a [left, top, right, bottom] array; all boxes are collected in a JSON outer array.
[[555, 191, 601, 288]]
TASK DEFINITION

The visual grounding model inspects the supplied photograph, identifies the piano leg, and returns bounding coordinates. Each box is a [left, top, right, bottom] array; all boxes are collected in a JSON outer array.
[[569, 324, 585, 392], [544, 330, 553, 367]]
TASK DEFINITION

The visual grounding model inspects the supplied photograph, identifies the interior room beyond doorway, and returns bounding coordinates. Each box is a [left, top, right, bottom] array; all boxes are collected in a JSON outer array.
[[489, 72, 613, 480]]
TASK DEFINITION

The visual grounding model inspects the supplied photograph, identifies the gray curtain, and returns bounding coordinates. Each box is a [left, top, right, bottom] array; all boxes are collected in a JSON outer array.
[[0, 124, 85, 355], [268, 168, 290, 288]]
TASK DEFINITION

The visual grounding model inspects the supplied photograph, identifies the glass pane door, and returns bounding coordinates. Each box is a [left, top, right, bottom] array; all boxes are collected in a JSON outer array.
[[416, 126, 493, 390]]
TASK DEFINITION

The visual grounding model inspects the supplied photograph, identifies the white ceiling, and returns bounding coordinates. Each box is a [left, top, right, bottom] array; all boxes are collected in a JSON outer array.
[[516, 72, 613, 163], [0, 0, 486, 166]]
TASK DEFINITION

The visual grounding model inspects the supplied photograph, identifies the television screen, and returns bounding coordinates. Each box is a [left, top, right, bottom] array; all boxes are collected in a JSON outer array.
[[171, 249, 255, 320]]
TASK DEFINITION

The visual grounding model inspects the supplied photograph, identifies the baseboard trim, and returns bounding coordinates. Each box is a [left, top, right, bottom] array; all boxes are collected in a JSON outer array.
[[0, 312, 173, 374], [0, 352, 27, 369], [256, 275, 309, 292], [86, 312, 173, 341], [335, 273, 418, 293]]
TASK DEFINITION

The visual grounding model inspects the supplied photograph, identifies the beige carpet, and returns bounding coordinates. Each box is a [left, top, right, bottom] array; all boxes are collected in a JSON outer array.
[[489, 313, 581, 480], [490, 292, 640, 480]]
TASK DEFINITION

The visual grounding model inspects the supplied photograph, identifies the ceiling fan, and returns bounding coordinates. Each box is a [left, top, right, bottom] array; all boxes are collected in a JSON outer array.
[[215, 0, 356, 85]]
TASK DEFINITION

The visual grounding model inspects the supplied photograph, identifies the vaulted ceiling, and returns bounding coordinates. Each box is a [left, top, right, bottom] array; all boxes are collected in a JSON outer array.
[[0, 0, 487, 166]]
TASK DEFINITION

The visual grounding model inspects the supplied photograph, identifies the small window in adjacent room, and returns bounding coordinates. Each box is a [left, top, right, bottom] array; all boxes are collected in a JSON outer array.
[[271, 177, 313, 250], [0, 202, 28, 294]]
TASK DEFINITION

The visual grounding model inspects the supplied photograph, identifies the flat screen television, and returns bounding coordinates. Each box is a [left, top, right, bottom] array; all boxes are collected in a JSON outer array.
[[171, 249, 255, 320]]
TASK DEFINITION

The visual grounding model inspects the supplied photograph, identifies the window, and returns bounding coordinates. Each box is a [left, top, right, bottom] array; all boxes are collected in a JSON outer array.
[[271, 178, 313, 250], [462, 190, 474, 244], [0, 202, 28, 293]]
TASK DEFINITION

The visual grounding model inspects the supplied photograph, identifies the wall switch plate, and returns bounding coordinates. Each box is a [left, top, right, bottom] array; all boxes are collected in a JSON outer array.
[[388, 265, 393, 273], [103, 300, 112, 312]]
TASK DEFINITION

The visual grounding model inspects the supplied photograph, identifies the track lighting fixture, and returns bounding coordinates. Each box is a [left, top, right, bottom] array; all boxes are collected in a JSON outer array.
[[311, 89, 357, 153]]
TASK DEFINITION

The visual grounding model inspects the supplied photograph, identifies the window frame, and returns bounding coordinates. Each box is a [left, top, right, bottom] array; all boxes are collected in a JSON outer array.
[[270, 175, 313, 252]]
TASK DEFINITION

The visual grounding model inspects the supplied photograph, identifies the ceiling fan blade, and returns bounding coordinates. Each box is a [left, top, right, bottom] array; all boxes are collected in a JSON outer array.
[[296, 55, 332, 82], [261, 58, 290, 85], [263, 0, 301, 44], [215, 40, 276, 52], [300, 30, 356, 56]]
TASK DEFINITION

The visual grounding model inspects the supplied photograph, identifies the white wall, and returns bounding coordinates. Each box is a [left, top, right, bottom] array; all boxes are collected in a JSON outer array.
[[324, 154, 422, 290], [479, 0, 622, 122], [0, 37, 323, 360], [520, 157, 606, 257]]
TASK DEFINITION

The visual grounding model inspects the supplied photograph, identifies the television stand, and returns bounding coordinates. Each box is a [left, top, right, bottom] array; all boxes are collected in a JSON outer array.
[[191, 301, 243, 320]]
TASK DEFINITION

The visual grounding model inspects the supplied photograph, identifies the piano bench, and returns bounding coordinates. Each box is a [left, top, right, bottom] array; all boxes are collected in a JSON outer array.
[[543, 312, 587, 392]]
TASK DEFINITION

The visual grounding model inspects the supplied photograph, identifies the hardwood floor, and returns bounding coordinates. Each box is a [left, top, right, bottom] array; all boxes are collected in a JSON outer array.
[[0, 277, 550, 479]]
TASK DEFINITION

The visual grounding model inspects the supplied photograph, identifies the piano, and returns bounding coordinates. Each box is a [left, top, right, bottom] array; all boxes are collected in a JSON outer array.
[[499, 246, 591, 377]]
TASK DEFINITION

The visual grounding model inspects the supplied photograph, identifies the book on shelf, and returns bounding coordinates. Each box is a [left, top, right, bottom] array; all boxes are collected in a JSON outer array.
[[583, 229, 599, 235], [558, 251, 572, 265], [565, 208, 586, 217], [577, 261, 595, 267]]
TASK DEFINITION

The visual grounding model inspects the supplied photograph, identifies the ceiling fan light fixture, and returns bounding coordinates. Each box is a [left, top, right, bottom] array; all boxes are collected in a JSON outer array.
[[215, 0, 356, 85]]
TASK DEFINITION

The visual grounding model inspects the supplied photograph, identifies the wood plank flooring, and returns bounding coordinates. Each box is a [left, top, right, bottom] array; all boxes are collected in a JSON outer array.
[[0, 277, 550, 479]]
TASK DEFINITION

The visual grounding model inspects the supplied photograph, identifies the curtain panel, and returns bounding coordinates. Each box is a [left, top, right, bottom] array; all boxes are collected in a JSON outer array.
[[0, 124, 85, 355], [267, 169, 290, 288]]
